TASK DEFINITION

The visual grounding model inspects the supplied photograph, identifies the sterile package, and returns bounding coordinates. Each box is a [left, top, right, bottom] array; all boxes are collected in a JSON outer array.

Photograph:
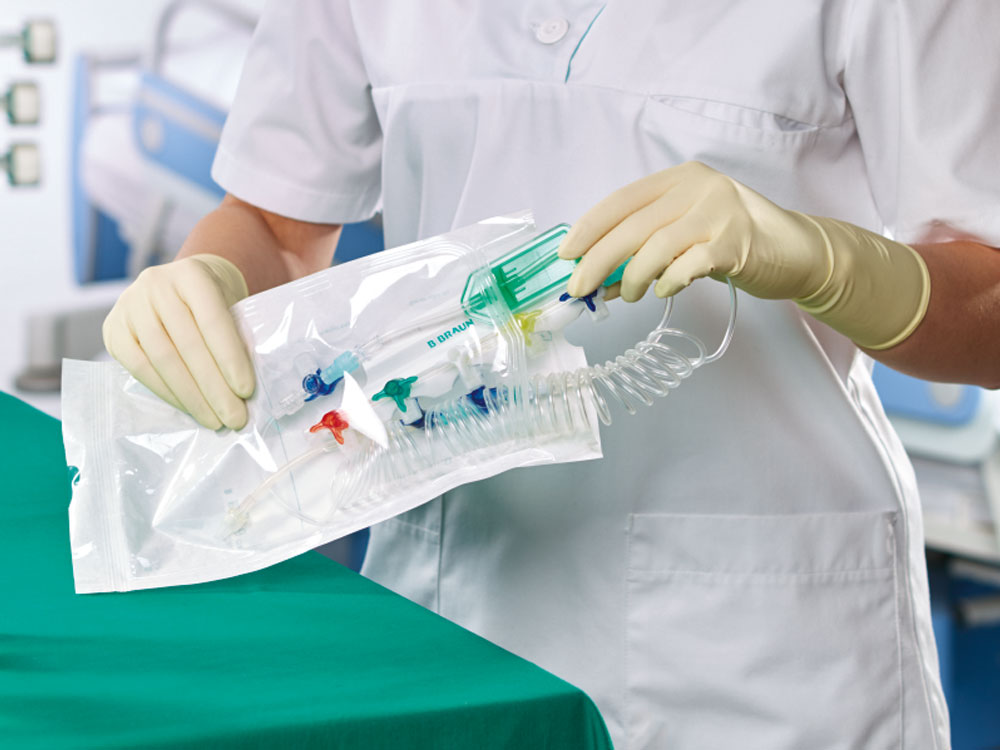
[[64, 212, 605, 593]]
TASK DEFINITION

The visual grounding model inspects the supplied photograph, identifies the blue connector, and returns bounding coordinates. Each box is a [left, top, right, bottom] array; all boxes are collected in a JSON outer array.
[[302, 351, 361, 402]]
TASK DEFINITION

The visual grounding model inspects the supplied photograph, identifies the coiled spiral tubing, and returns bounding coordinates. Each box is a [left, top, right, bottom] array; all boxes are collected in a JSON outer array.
[[350, 280, 738, 491], [532, 279, 737, 430]]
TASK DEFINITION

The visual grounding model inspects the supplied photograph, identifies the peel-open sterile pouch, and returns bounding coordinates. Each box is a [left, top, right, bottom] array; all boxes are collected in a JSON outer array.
[[64, 212, 606, 593], [65, 211, 737, 593]]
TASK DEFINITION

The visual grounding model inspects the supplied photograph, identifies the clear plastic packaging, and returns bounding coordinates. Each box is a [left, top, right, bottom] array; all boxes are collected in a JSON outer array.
[[64, 212, 602, 593]]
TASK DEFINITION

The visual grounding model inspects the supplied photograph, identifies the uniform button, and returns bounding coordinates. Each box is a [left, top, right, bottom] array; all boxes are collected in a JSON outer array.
[[533, 18, 569, 44]]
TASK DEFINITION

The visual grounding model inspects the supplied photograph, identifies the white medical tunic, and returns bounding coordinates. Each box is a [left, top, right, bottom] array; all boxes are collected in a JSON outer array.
[[214, 3, 1000, 747]]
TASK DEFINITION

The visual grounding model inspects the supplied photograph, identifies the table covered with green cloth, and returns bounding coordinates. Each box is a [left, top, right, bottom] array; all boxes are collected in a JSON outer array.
[[0, 392, 612, 749]]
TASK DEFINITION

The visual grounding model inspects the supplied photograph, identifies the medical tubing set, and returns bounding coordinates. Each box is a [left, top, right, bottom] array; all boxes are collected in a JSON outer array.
[[63, 212, 736, 592], [228, 224, 736, 535]]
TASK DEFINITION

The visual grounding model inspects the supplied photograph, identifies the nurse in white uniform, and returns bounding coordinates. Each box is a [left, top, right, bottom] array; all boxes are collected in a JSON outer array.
[[102, 2, 1000, 747]]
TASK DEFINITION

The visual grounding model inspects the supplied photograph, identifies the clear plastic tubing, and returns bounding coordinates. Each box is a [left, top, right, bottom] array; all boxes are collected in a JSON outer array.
[[232, 281, 737, 531], [362, 280, 737, 478], [557, 279, 737, 427]]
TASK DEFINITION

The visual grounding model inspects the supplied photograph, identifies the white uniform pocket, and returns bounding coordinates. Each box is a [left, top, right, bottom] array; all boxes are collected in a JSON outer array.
[[645, 95, 823, 150], [626, 511, 901, 750]]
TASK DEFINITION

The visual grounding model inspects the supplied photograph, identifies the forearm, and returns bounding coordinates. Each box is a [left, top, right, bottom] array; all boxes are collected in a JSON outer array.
[[176, 194, 342, 295], [863, 240, 1000, 389]]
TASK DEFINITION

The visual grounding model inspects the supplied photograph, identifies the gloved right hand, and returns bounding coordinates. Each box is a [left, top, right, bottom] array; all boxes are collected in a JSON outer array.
[[561, 161, 930, 351], [102, 254, 255, 430]]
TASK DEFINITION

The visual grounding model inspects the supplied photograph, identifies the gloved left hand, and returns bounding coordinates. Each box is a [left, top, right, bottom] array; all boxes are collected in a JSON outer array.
[[102, 254, 254, 430], [559, 161, 930, 350]]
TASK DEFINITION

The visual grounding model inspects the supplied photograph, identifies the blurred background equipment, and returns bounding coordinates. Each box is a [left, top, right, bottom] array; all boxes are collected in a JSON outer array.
[[873, 363, 1000, 561], [1, 141, 39, 185], [3, 80, 40, 124], [872, 363, 1000, 749], [14, 305, 109, 393], [0, 18, 57, 64]]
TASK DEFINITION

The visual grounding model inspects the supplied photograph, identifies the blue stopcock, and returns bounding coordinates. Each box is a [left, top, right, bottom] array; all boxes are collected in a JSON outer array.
[[302, 351, 361, 402], [559, 290, 600, 312]]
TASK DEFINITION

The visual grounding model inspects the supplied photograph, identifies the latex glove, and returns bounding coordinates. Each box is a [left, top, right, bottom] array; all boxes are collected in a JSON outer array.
[[103, 254, 255, 429], [560, 161, 930, 350]]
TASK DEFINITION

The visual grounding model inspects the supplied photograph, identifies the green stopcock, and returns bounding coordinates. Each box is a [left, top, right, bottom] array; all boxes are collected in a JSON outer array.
[[373, 376, 418, 412]]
